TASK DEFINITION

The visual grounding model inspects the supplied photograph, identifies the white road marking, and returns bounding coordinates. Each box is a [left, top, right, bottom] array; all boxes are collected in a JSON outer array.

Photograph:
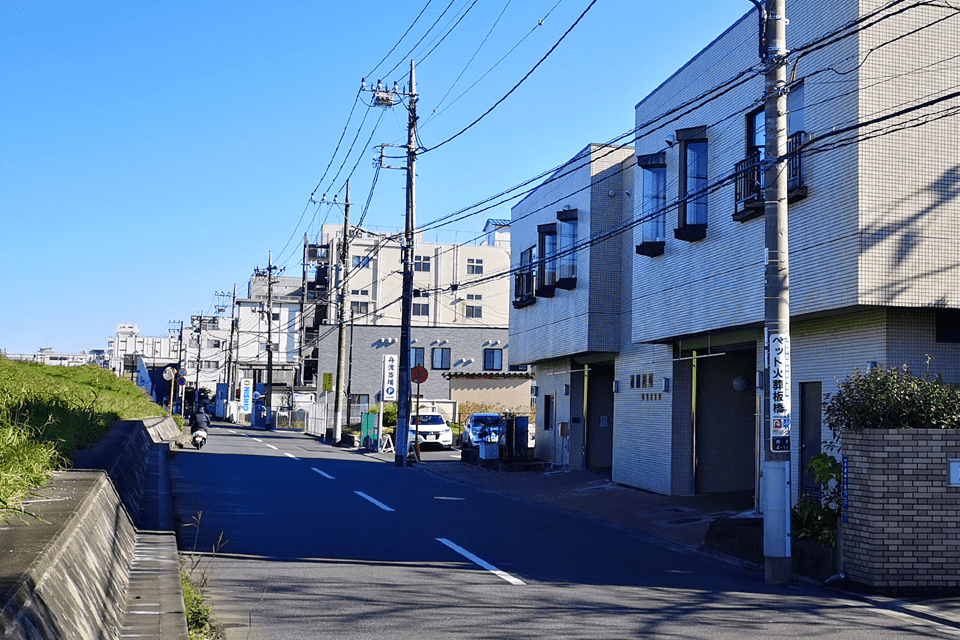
[[436, 538, 525, 585], [228, 429, 237, 433], [435, 496, 465, 501], [284, 452, 300, 460], [355, 491, 394, 512], [266, 444, 278, 450], [312, 468, 335, 479], [253, 438, 262, 443]]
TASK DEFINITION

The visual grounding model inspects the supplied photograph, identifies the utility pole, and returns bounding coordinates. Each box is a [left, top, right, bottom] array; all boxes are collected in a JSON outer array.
[[226, 284, 237, 408], [362, 61, 418, 467], [298, 234, 308, 388], [193, 313, 203, 413], [254, 254, 284, 430], [757, 0, 792, 585], [333, 181, 351, 443]]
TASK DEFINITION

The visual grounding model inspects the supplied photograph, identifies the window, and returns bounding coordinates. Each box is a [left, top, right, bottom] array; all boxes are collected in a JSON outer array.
[[557, 209, 578, 286], [202, 360, 219, 370], [431, 347, 451, 370], [467, 293, 482, 300], [637, 154, 667, 256], [513, 245, 537, 308], [537, 223, 557, 296], [483, 348, 503, 371], [467, 258, 483, 274], [413, 288, 429, 298], [351, 289, 369, 296], [411, 347, 424, 368], [509, 364, 528, 372], [352, 255, 372, 269], [351, 301, 369, 316], [675, 127, 708, 241], [466, 305, 482, 318], [413, 303, 429, 316], [206, 339, 222, 349], [414, 255, 431, 272], [682, 141, 708, 225]]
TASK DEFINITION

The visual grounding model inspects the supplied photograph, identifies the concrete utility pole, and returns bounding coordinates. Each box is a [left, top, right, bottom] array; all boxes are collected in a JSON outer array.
[[226, 284, 237, 405], [266, 252, 275, 430], [333, 181, 351, 443], [193, 313, 203, 413], [396, 60, 418, 467], [361, 61, 419, 467], [758, 0, 793, 585], [254, 254, 284, 430]]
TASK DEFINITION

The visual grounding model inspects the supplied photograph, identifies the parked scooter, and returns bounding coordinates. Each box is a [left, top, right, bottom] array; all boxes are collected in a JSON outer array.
[[191, 407, 211, 450]]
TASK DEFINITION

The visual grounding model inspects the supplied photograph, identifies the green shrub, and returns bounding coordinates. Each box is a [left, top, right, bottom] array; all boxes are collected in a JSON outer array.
[[791, 453, 842, 547], [824, 365, 960, 433]]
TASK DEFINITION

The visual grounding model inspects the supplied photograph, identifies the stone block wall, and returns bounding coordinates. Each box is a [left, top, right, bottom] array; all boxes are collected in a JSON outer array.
[[841, 429, 960, 594]]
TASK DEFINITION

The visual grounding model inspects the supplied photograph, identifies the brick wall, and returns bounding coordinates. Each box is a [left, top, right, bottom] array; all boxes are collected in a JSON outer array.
[[841, 428, 960, 593]]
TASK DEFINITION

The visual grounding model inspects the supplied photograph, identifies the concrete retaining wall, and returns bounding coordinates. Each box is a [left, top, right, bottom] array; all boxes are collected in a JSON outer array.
[[0, 416, 186, 640]]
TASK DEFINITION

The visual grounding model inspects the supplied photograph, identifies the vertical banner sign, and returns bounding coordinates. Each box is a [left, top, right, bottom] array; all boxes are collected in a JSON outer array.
[[383, 354, 398, 402], [322, 372, 334, 392], [240, 378, 253, 413], [769, 333, 791, 451]]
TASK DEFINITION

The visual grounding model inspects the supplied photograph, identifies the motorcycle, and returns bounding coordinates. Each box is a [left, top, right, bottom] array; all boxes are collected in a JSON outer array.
[[191, 427, 207, 450]]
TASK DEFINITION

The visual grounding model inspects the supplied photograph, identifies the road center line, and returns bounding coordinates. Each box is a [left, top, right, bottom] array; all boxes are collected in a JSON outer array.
[[312, 468, 334, 479], [436, 538, 525, 586], [355, 491, 394, 512], [284, 452, 300, 460], [266, 444, 278, 450]]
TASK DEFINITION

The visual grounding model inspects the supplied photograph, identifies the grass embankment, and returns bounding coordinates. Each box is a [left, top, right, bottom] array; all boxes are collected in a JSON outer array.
[[0, 358, 165, 520]]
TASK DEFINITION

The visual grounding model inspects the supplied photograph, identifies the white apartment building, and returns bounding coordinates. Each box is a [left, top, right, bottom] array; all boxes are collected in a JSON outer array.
[[108, 323, 182, 379], [302, 221, 516, 411], [511, 0, 960, 499]]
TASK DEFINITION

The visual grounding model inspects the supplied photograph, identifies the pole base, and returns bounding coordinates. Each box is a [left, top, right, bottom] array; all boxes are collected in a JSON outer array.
[[765, 556, 792, 585]]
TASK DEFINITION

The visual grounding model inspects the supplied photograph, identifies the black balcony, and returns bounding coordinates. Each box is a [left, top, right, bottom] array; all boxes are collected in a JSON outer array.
[[733, 131, 808, 223]]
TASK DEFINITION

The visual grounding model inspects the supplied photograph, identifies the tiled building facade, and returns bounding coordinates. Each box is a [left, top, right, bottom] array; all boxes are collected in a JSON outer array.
[[511, 0, 960, 498]]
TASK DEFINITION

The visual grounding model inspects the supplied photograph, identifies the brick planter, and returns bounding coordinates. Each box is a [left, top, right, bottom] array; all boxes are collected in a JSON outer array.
[[841, 429, 960, 594]]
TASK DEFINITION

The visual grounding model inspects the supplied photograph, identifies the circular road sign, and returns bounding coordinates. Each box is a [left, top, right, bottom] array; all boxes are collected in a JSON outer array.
[[411, 365, 428, 384], [162, 367, 175, 381], [178, 367, 187, 377], [177, 377, 186, 386]]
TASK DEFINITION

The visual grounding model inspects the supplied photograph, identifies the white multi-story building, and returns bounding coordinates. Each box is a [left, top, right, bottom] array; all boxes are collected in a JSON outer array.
[[511, 0, 960, 499], [301, 221, 519, 415], [108, 323, 181, 380]]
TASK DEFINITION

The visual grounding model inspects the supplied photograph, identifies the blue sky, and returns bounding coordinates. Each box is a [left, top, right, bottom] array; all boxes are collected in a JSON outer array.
[[1, 0, 751, 355]]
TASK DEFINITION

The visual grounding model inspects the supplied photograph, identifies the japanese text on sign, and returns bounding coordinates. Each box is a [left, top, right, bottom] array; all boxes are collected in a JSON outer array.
[[769, 333, 791, 451], [383, 355, 397, 402]]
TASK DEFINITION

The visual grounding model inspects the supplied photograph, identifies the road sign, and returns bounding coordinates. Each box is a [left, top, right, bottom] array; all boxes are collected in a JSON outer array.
[[177, 377, 186, 386], [178, 367, 187, 377], [411, 365, 428, 384]]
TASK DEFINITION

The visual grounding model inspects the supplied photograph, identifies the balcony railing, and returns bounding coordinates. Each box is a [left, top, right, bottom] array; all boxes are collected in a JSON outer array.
[[733, 131, 807, 222]]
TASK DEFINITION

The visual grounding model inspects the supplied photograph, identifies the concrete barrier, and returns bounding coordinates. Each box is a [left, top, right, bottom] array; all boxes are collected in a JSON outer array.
[[0, 416, 188, 640]]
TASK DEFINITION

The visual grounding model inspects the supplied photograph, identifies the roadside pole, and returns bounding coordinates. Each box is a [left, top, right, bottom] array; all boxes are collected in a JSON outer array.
[[333, 181, 351, 443], [760, 0, 793, 585]]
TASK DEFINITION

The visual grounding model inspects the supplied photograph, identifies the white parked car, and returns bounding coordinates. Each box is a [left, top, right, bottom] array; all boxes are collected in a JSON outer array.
[[461, 413, 506, 447], [407, 412, 453, 449]]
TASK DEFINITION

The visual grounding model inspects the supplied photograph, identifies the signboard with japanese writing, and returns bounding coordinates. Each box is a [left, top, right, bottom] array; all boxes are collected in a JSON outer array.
[[322, 372, 334, 392], [383, 355, 397, 402], [240, 378, 253, 413], [769, 333, 791, 451]]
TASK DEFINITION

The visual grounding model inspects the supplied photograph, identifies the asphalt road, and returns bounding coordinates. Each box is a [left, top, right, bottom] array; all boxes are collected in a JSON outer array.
[[169, 424, 959, 639]]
